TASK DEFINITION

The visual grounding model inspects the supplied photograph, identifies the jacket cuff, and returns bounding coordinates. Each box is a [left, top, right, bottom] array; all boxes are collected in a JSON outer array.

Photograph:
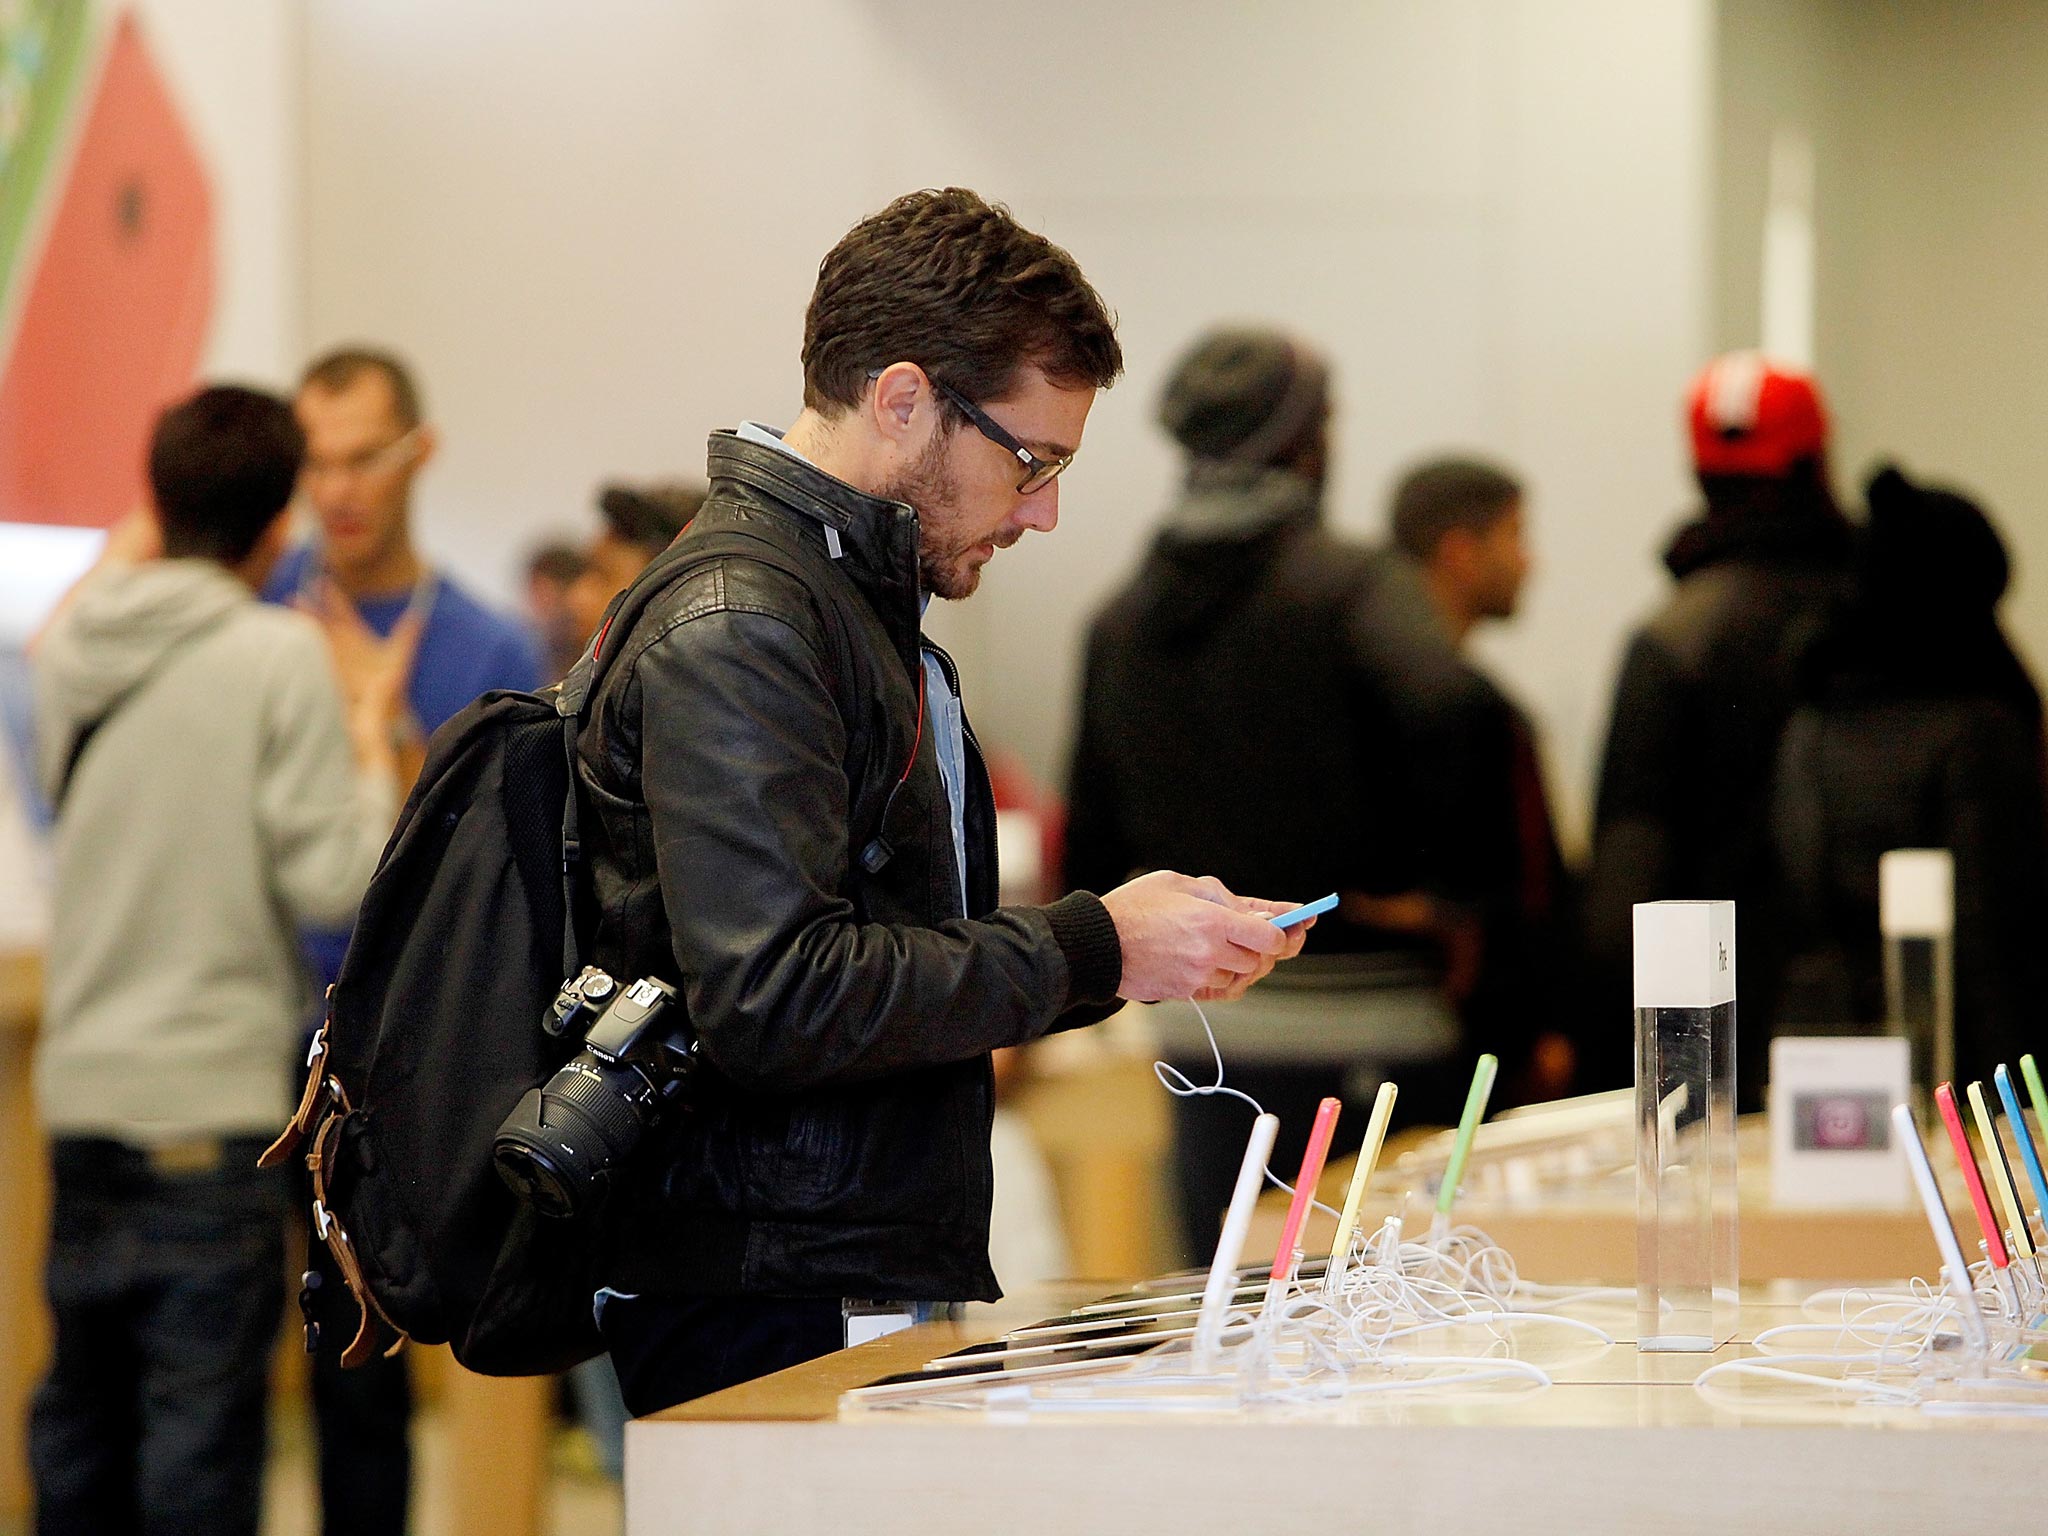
[[1044, 891, 1122, 1008]]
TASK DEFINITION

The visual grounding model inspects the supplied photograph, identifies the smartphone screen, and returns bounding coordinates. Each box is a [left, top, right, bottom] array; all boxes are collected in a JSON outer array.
[[1271, 893, 1338, 929]]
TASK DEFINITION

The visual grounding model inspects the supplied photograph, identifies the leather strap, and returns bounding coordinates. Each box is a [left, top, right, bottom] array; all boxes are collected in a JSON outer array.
[[260, 1021, 335, 1168], [306, 1109, 405, 1367]]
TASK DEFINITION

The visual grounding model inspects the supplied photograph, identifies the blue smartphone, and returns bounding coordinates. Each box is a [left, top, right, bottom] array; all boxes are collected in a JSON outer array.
[[1270, 892, 1338, 929]]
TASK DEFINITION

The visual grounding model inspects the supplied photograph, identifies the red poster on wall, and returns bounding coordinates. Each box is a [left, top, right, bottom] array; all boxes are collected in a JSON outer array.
[[0, 12, 214, 529]]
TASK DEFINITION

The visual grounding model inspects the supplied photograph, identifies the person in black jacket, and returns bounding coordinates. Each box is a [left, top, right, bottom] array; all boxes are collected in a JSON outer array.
[[1586, 354, 1855, 1100], [1065, 327, 1469, 1257], [1064, 328, 1396, 920], [1379, 457, 1578, 1108], [1773, 464, 2047, 1088], [577, 191, 1312, 1416]]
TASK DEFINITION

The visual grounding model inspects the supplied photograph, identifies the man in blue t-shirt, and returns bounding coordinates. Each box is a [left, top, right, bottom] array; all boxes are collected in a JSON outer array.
[[273, 346, 539, 1536], [269, 349, 541, 990]]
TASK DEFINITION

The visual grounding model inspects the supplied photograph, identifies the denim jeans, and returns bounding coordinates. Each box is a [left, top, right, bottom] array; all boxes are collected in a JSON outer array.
[[568, 1352, 628, 1482], [30, 1135, 287, 1536], [297, 1158, 413, 1536]]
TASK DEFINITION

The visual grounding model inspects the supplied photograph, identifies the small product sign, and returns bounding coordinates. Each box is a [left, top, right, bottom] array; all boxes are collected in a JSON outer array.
[[1769, 1036, 1912, 1207]]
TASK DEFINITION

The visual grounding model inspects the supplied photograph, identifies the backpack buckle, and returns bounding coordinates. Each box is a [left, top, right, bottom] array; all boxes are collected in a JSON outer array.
[[260, 1031, 339, 1169], [299, 1268, 325, 1354]]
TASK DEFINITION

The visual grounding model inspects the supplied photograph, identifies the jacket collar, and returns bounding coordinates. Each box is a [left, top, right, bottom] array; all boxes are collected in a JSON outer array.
[[1663, 478, 1852, 580], [704, 429, 925, 665]]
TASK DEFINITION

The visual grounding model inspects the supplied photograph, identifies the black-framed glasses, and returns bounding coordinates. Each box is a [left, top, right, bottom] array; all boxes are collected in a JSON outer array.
[[926, 378, 1074, 495]]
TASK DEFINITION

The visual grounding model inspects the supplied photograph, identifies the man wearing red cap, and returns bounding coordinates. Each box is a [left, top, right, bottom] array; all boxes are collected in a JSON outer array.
[[1585, 353, 1854, 1104]]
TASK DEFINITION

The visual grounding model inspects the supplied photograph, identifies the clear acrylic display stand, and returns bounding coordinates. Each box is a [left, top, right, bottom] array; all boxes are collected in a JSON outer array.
[[1879, 848, 1954, 1119], [1634, 901, 1739, 1352]]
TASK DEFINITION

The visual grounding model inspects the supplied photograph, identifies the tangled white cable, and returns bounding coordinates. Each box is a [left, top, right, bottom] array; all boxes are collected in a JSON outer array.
[[1692, 1270, 2048, 1415], [1152, 999, 1346, 1220], [851, 1005, 1617, 1415]]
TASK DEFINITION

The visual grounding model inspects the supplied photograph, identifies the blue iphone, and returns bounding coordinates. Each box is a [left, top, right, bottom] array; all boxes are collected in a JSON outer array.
[[1270, 892, 1338, 929]]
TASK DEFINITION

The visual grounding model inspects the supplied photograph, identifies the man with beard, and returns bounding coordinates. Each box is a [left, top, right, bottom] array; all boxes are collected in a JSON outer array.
[[1376, 457, 1577, 1107], [575, 189, 1315, 1415]]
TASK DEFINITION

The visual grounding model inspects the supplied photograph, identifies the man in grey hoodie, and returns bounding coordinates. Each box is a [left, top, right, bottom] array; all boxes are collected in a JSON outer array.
[[29, 385, 402, 1536]]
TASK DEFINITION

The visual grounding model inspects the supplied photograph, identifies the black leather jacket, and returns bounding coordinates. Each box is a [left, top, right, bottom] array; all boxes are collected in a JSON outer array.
[[578, 431, 1122, 1302], [1586, 492, 1853, 1104]]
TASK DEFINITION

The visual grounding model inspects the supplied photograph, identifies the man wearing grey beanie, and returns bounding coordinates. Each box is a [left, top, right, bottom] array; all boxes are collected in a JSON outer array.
[[1064, 325, 1460, 1260]]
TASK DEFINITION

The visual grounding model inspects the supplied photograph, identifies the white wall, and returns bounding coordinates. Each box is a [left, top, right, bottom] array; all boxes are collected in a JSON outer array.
[[304, 0, 1712, 846], [1711, 0, 1842, 362], [1820, 2, 2048, 692]]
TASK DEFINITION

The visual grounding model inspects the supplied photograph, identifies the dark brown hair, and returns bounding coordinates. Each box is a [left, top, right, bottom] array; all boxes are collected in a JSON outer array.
[[1390, 456, 1523, 561], [300, 345, 424, 429], [802, 188, 1122, 419], [151, 385, 306, 562]]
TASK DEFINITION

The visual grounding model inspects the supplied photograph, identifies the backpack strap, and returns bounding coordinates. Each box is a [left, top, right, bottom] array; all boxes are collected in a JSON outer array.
[[259, 1014, 340, 1168], [547, 523, 841, 978], [273, 1047, 405, 1366], [548, 538, 710, 979], [305, 1108, 405, 1368], [555, 707, 585, 980], [54, 611, 231, 811]]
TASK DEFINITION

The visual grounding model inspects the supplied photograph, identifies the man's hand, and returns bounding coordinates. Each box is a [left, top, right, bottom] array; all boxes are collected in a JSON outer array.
[[306, 581, 424, 782], [1100, 870, 1312, 1003], [102, 506, 163, 565]]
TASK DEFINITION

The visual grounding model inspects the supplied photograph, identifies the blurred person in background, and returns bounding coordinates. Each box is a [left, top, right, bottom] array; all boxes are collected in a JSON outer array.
[[525, 538, 587, 680], [28, 387, 402, 1536], [1372, 455, 1577, 1106], [1064, 325, 1453, 1261], [563, 480, 705, 645], [1773, 464, 2048, 1086], [1585, 353, 1854, 1104], [272, 346, 543, 1536], [274, 347, 542, 732]]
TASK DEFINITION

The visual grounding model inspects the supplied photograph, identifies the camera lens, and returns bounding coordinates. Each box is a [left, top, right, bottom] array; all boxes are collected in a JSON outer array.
[[492, 1116, 581, 1218], [493, 1053, 655, 1218]]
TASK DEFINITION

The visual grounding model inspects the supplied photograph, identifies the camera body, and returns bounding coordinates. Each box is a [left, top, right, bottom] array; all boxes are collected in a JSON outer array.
[[493, 970, 700, 1219], [543, 964, 619, 1038]]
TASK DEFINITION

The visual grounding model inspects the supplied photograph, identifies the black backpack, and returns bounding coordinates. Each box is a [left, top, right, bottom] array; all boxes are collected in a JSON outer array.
[[262, 530, 791, 1376]]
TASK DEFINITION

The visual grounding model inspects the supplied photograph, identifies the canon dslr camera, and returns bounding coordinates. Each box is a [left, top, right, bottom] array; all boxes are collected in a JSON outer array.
[[493, 967, 700, 1219]]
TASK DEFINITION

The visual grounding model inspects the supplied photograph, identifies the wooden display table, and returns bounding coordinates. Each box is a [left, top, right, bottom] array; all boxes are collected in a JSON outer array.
[[628, 1288, 2046, 1535], [1244, 1181, 1941, 1284]]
